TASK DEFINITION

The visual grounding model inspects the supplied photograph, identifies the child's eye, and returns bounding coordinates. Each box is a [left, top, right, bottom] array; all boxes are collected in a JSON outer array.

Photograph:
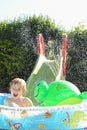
[[18, 88, 21, 91], [13, 88, 16, 91], [12, 88, 22, 91]]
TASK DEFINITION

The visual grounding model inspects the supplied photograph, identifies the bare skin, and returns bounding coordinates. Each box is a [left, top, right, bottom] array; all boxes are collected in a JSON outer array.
[[4, 83, 33, 107], [4, 97, 33, 107]]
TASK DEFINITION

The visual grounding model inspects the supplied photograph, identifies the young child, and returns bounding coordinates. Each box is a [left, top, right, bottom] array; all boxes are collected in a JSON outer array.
[[4, 78, 33, 107]]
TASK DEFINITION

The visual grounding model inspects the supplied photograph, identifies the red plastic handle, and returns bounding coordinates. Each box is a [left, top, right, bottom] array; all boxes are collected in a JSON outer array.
[[37, 33, 45, 56], [62, 35, 68, 76]]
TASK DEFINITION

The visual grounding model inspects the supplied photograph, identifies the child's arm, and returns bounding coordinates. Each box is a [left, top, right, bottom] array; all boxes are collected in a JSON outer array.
[[4, 98, 19, 107]]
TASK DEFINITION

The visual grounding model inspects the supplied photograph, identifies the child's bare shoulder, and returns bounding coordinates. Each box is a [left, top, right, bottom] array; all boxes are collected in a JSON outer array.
[[23, 97, 33, 106], [23, 97, 32, 103]]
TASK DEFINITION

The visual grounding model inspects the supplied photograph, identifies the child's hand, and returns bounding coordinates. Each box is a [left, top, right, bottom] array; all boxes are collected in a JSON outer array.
[[10, 102, 19, 107]]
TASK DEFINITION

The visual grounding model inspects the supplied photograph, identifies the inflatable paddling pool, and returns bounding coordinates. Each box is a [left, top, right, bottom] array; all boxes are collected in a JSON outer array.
[[0, 34, 87, 130], [0, 94, 87, 130]]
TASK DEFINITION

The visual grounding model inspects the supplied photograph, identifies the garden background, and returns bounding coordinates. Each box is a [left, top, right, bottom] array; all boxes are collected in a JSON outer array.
[[0, 15, 87, 92]]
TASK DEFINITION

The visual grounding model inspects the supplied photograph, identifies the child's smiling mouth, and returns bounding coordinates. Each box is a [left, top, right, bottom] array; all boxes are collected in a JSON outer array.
[[13, 94, 18, 97]]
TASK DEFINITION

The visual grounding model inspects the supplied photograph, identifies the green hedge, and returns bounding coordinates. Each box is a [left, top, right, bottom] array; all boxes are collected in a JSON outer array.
[[67, 26, 87, 91]]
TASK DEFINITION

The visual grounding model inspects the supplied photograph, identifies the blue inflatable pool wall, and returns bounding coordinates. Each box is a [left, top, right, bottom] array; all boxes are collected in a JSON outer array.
[[0, 93, 11, 105], [0, 93, 87, 130]]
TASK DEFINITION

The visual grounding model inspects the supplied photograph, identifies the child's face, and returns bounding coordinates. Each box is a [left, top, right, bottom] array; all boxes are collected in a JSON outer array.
[[10, 83, 23, 100]]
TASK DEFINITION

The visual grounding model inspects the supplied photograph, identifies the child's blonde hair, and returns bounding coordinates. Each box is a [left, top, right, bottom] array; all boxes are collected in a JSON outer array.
[[9, 78, 27, 94]]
